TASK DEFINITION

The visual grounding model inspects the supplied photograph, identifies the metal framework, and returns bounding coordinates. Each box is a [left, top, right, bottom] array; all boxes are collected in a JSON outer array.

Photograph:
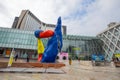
[[97, 22, 120, 61]]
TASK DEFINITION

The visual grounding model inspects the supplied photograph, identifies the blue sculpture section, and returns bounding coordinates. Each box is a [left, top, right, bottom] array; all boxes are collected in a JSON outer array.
[[41, 17, 63, 63]]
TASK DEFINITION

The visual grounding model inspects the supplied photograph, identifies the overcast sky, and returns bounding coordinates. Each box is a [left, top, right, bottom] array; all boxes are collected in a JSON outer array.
[[0, 0, 120, 36]]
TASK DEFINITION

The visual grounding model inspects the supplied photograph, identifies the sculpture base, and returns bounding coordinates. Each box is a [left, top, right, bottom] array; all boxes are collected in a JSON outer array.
[[0, 61, 65, 68]]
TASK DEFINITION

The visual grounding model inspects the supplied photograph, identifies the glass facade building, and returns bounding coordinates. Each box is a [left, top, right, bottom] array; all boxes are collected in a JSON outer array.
[[63, 35, 103, 60], [0, 27, 37, 49], [0, 27, 38, 58], [0, 27, 103, 60]]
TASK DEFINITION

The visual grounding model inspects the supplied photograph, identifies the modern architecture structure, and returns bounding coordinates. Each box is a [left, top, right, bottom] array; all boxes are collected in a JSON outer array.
[[12, 10, 67, 35], [97, 22, 120, 61], [1, 9, 120, 61], [0, 27, 103, 60]]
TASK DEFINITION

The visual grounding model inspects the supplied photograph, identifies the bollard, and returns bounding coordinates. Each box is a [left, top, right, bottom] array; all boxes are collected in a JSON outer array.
[[69, 58, 72, 65]]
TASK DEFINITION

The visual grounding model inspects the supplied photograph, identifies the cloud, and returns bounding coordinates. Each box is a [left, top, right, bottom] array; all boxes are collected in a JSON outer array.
[[0, 0, 120, 36], [63, 0, 120, 36]]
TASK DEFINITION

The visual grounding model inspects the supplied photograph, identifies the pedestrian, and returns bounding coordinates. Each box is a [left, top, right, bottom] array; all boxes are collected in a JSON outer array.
[[26, 54, 30, 62], [78, 57, 80, 64], [14, 53, 18, 61], [69, 57, 72, 65]]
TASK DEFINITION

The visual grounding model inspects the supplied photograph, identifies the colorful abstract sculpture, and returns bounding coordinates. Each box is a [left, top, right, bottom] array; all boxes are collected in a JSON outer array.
[[34, 17, 63, 63], [37, 39, 44, 61]]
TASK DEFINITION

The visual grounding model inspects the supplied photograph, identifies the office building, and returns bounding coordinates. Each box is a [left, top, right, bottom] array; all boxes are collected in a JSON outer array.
[[12, 10, 67, 35]]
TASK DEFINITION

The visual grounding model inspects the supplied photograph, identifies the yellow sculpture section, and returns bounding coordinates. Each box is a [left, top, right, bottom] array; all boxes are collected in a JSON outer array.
[[37, 38, 44, 54]]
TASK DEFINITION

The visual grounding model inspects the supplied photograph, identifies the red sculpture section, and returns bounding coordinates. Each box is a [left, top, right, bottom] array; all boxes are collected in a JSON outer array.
[[39, 30, 54, 38]]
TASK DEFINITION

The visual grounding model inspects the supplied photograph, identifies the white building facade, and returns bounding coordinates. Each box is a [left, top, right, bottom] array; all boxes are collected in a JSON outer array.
[[97, 22, 120, 61]]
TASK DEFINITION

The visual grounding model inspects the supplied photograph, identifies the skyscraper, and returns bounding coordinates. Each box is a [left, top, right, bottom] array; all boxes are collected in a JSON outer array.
[[12, 10, 67, 35]]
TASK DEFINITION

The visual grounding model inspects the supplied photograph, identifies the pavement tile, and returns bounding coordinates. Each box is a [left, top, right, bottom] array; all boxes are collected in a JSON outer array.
[[0, 60, 120, 80]]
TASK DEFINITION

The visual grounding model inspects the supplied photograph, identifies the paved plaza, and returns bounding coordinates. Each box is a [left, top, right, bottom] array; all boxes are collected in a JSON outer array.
[[0, 60, 120, 80]]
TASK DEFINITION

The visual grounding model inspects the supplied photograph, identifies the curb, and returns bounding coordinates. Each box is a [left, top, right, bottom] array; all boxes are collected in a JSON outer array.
[[0, 68, 66, 74]]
